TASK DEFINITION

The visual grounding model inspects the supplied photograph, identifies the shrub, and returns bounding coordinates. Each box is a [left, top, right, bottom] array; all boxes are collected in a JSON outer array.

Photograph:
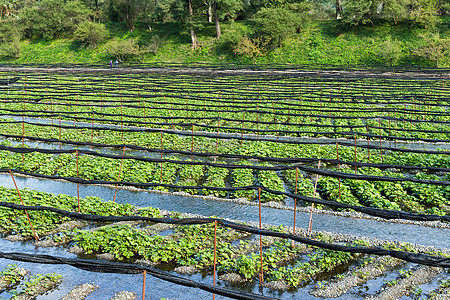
[[233, 34, 269, 63], [0, 20, 22, 58], [0, 38, 20, 58], [376, 36, 402, 65], [104, 38, 140, 61], [252, 7, 305, 47], [74, 21, 108, 48], [409, 0, 440, 29], [412, 32, 450, 67]]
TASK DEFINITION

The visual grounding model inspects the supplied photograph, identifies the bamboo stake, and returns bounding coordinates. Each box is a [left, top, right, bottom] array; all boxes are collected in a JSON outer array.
[[336, 143, 341, 200], [307, 160, 321, 235], [9, 170, 39, 242], [258, 187, 264, 284], [142, 270, 146, 300], [76, 150, 80, 212], [292, 167, 298, 248], [113, 146, 126, 203], [213, 220, 217, 300]]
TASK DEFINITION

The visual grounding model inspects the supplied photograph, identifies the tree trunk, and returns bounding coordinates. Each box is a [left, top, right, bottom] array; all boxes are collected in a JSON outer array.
[[213, 0, 221, 39], [186, 0, 198, 49], [207, 1, 212, 23], [335, 0, 343, 19]]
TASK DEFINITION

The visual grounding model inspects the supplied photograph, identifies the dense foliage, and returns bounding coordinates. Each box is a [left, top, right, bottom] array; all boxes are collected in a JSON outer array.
[[0, 0, 449, 65]]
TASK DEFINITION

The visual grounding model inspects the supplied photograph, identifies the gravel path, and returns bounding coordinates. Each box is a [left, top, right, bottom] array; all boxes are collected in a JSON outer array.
[[311, 256, 405, 298], [60, 283, 99, 300], [367, 266, 442, 300], [1, 66, 448, 80], [110, 291, 137, 300]]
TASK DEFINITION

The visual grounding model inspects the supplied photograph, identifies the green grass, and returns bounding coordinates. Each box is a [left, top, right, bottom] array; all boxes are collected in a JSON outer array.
[[3, 17, 450, 66]]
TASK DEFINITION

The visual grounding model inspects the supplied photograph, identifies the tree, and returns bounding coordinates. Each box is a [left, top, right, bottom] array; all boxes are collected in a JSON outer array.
[[341, 0, 375, 25], [253, 7, 305, 47], [186, 0, 198, 48], [107, 0, 137, 31], [74, 20, 108, 47], [413, 32, 450, 67], [336, 0, 343, 19], [214, 0, 244, 39], [21, 0, 91, 40], [409, 0, 440, 28]]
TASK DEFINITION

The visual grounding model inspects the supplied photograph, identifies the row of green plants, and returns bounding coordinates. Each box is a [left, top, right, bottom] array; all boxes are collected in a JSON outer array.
[[0, 185, 158, 238], [0, 185, 448, 291], [2, 73, 449, 140], [1, 139, 448, 211], [1, 113, 449, 172], [317, 167, 449, 215]]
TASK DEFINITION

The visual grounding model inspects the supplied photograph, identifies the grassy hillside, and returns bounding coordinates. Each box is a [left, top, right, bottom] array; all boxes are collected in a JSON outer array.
[[4, 17, 450, 67]]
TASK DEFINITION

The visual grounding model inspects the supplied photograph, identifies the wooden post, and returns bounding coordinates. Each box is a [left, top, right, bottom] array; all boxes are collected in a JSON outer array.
[[258, 187, 264, 284], [354, 134, 357, 174], [213, 220, 217, 300], [336, 143, 341, 200], [292, 167, 298, 248], [9, 170, 39, 242], [307, 160, 321, 235], [142, 270, 146, 300], [113, 146, 126, 203], [76, 150, 80, 212]]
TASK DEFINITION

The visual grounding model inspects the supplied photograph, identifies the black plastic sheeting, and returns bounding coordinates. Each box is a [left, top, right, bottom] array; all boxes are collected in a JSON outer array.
[[1, 202, 449, 267], [1, 169, 449, 223], [0, 77, 20, 85], [1, 143, 449, 173], [0, 251, 274, 300], [1, 146, 449, 186], [2, 109, 450, 138], [2, 120, 450, 154]]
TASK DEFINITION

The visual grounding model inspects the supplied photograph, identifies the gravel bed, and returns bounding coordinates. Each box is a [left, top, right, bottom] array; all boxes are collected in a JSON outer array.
[[0, 267, 28, 289], [34, 220, 86, 247], [110, 290, 137, 300], [12, 275, 62, 300], [429, 283, 450, 300], [311, 256, 405, 298], [218, 273, 243, 284], [174, 266, 198, 275], [368, 266, 442, 300], [60, 283, 99, 300]]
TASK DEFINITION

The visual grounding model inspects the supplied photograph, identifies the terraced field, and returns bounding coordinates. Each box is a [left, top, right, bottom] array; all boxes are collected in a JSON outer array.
[[0, 65, 448, 299]]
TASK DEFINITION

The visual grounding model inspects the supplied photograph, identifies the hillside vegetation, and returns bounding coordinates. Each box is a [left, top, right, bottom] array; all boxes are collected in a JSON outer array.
[[0, 0, 449, 66]]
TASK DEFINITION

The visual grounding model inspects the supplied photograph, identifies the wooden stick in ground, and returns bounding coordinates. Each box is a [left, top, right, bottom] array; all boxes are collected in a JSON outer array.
[[142, 270, 146, 300], [292, 167, 298, 248], [336, 144, 341, 200], [113, 146, 126, 203], [307, 160, 321, 235], [354, 134, 357, 174], [58, 115, 62, 150], [213, 220, 217, 300], [258, 187, 264, 284], [76, 150, 80, 213], [9, 170, 39, 242]]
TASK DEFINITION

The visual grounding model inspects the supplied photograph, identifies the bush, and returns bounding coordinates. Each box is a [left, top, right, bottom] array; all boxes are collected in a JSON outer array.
[[412, 32, 450, 67], [0, 20, 22, 58], [0, 38, 21, 58], [233, 34, 269, 63], [74, 21, 108, 47], [21, 0, 91, 40], [409, 0, 440, 29], [104, 38, 140, 61], [376, 36, 402, 65], [252, 7, 305, 47]]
